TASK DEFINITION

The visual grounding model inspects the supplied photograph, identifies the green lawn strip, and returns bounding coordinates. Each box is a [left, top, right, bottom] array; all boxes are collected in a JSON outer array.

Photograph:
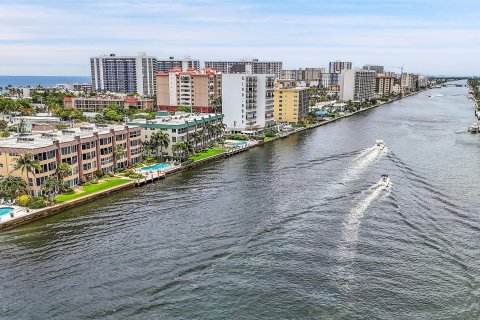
[[54, 179, 132, 203], [264, 136, 275, 142], [188, 149, 226, 161]]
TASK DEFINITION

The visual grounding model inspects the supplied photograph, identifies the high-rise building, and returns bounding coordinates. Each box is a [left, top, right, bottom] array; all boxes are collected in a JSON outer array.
[[274, 81, 309, 123], [90, 53, 157, 96], [401, 73, 420, 92], [375, 72, 396, 96], [156, 56, 200, 73], [363, 65, 385, 73], [156, 67, 222, 113], [329, 61, 353, 74], [339, 69, 376, 102], [319, 73, 340, 87], [205, 59, 283, 78], [281, 68, 326, 81], [221, 74, 275, 132]]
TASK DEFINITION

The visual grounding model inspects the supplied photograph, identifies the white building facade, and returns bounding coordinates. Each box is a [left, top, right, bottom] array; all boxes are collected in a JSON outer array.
[[339, 69, 376, 102], [222, 74, 275, 133]]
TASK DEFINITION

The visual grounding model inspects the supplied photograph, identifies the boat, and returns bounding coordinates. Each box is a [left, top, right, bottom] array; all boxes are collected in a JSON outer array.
[[375, 139, 385, 149], [380, 174, 391, 187], [468, 123, 479, 133]]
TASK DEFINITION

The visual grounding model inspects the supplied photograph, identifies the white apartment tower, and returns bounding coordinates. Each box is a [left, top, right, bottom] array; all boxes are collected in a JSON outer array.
[[90, 53, 157, 96], [221, 74, 275, 132], [339, 69, 376, 102]]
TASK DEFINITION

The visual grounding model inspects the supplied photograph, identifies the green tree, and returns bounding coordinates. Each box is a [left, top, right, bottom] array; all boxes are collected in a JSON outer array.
[[150, 131, 169, 159], [0, 174, 27, 200], [41, 176, 62, 202], [13, 153, 42, 194], [56, 162, 72, 192], [0, 119, 8, 130], [113, 144, 127, 168]]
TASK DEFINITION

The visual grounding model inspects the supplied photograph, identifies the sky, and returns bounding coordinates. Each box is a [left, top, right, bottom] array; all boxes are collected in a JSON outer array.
[[1, 0, 479, 76]]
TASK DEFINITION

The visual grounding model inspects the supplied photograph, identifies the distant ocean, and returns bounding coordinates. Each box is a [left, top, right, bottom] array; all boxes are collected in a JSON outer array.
[[0, 76, 90, 89]]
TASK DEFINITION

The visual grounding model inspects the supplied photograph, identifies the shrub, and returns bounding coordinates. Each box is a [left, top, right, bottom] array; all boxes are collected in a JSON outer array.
[[27, 197, 48, 209], [63, 187, 74, 194], [108, 172, 115, 177], [123, 169, 134, 177], [264, 128, 277, 138], [129, 173, 144, 179], [91, 176, 99, 184], [94, 170, 104, 178], [16, 194, 31, 207], [225, 133, 247, 141]]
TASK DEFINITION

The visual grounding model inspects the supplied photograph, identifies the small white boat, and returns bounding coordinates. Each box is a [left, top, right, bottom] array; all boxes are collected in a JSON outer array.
[[375, 139, 385, 149], [380, 174, 391, 187], [468, 123, 479, 133]]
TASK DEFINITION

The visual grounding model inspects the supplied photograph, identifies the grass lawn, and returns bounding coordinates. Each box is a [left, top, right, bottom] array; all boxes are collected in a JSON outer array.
[[188, 148, 226, 161], [264, 136, 275, 142], [54, 178, 132, 203]]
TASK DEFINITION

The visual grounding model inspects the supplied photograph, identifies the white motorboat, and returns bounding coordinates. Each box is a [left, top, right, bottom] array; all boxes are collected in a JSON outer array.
[[468, 123, 479, 133], [375, 139, 385, 149], [380, 174, 391, 187]]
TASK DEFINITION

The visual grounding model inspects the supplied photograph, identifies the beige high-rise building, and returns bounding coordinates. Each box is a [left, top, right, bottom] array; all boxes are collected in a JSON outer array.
[[156, 67, 222, 113], [375, 72, 396, 96], [274, 80, 309, 124]]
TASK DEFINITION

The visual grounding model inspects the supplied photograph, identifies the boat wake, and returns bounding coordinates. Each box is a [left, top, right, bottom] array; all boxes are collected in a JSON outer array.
[[341, 144, 388, 183], [343, 178, 392, 244], [335, 177, 392, 291]]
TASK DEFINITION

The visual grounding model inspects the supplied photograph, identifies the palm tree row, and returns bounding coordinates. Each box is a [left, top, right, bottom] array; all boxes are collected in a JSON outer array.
[[141, 131, 170, 160]]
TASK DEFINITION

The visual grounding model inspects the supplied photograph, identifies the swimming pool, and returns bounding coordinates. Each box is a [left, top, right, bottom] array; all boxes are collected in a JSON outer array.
[[235, 141, 248, 146], [0, 207, 14, 216], [140, 163, 171, 171]]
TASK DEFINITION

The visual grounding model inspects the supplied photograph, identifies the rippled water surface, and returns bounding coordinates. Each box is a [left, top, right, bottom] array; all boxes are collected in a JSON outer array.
[[1, 83, 480, 319]]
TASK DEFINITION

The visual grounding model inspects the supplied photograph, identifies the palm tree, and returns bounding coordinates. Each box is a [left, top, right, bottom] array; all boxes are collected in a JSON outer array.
[[173, 141, 194, 162], [205, 124, 216, 147], [151, 131, 169, 159], [141, 140, 151, 157], [113, 144, 127, 168], [56, 162, 72, 192], [41, 176, 62, 203], [190, 132, 203, 153], [0, 174, 27, 200], [216, 123, 227, 140], [13, 153, 42, 194]]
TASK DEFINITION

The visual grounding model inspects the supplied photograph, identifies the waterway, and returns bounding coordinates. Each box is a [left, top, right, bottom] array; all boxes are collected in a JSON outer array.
[[1, 82, 479, 319]]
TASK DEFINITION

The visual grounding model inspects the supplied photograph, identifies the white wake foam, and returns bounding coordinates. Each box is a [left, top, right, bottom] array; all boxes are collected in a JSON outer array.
[[342, 146, 388, 183]]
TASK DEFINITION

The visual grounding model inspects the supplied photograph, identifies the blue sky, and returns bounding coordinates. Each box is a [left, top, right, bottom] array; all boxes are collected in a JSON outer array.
[[1, 0, 479, 76]]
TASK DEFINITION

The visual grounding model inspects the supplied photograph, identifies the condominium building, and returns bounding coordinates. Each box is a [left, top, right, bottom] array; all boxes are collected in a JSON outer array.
[[221, 74, 275, 133], [156, 56, 200, 73], [281, 68, 326, 81], [128, 112, 224, 156], [339, 69, 376, 102], [0, 124, 142, 196], [274, 81, 309, 124], [329, 61, 353, 74], [362, 65, 385, 73], [64, 96, 155, 112], [156, 67, 222, 113], [375, 72, 396, 96], [90, 53, 157, 96], [319, 73, 340, 87], [401, 73, 419, 92], [205, 59, 283, 78]]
